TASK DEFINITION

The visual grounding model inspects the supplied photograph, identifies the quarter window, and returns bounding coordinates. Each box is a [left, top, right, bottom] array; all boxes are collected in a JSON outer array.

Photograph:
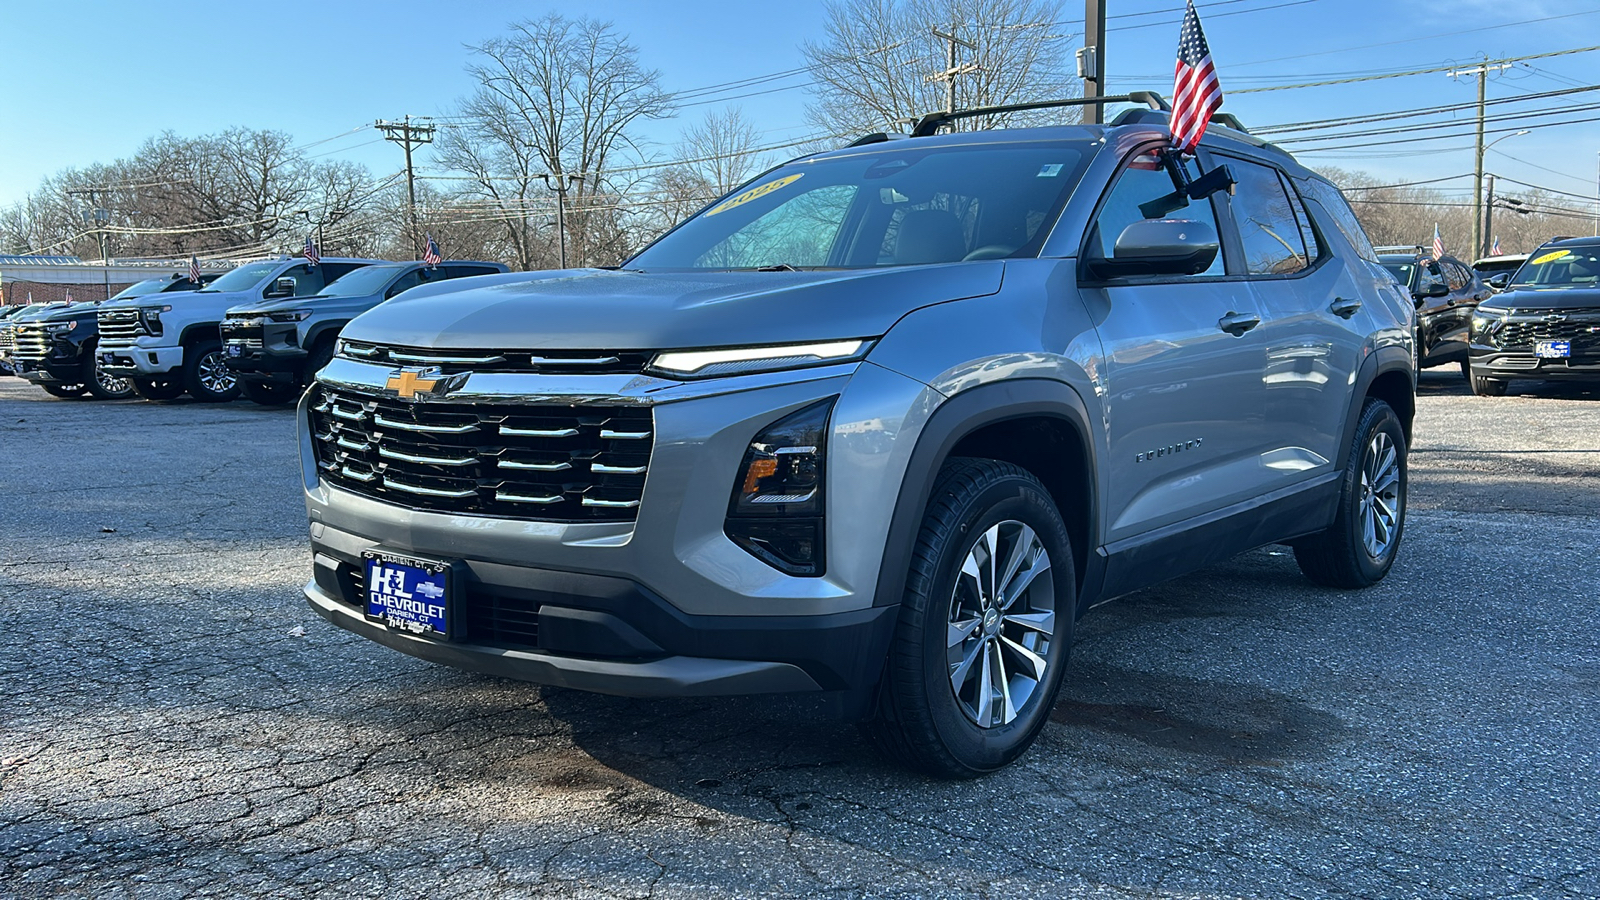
[[1298, 178, 1378, 263], [1088, 147, 1225, 277], [1225, 158, 1310, 276]]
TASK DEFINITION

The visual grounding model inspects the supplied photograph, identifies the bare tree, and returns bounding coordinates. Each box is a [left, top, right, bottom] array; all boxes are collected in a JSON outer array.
[[647, 106, 768, 234], [801, 0, 1076, 137], [435, 14, 672, 270]]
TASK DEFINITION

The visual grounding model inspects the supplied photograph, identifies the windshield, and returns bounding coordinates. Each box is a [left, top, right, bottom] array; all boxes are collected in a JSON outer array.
[[317, 264, 408, 298], [1510, 246, 1600, 287], [628, 141, 1091, 270], [110, 278, 178, 301], [1381, 261, 1414, 287], [198, 262, 278, 293]]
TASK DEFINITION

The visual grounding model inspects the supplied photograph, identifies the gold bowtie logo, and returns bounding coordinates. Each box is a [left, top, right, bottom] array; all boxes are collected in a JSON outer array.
[[385, 368, 440, 400]]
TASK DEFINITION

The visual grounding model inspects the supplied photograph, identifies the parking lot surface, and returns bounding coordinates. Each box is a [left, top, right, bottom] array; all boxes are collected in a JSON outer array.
[[1, 373, 1597, 899]]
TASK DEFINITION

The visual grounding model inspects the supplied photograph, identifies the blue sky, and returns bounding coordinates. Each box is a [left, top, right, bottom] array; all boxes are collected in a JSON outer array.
[[4, 0, 1598, 224]]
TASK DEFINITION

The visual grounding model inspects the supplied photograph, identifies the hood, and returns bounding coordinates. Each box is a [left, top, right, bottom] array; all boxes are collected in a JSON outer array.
[[101, 288, 209, 310], [342, 264, 1005, 350], [30, 303, 100, 323], [225, 295, 345, 317], [1486, 285, 1600, 312]]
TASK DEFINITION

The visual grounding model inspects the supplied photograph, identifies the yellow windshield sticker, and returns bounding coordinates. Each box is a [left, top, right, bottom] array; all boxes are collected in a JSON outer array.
[[1531, 249, 1571, 265], [705, 174, 804, 216]]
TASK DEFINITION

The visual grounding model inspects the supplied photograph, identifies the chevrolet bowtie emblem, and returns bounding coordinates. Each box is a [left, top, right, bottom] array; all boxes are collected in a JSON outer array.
[[384, 366, 465, 400]]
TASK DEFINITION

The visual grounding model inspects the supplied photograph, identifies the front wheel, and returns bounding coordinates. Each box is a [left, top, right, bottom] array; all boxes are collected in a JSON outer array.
[[130, 376, 185, 402], [84, 353, 135, 400], [240, 379, 301, 407], [182, 342, 240, 402], [1293, 400, 1407, 588], [865, 458, 1076, 778]]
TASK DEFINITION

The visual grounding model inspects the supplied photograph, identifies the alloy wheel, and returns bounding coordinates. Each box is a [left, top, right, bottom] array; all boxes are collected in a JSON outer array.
[[946, 520, 1055, 729], [96, 364, 131, 396], [1359, 431, 1402, 559], [198, 351, 237, 395]]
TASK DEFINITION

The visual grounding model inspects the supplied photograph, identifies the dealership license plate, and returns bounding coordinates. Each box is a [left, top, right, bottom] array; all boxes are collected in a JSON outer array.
[[100, 352, 116, 366], [226, 343, 242, 358], [1535, 340, 1571, 359], [363, 551, 453, 638]]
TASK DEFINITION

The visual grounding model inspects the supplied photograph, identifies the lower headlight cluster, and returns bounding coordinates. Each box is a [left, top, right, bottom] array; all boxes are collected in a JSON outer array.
[[724, 398, 834, 576], [1471, 307, 1507, 345]]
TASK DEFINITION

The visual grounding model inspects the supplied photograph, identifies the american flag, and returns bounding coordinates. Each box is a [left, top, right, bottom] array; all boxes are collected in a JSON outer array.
[[1171, 0, 1223, 155], [1432, 224, 1445, 261], [65, 288, 72, 302], [422, 233, 442, 268], [303, 235, 321, 266], [188, 254, 201, 284], [1492, 235, 1502, 255]]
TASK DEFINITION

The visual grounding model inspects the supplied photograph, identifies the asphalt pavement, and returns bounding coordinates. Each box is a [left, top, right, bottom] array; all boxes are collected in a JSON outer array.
[[1, 371, 1596, 899]]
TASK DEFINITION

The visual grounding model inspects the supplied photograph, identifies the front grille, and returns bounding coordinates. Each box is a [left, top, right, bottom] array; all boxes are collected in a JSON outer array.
[[0, 324, 14, 357], [11, 324, 50, 362], [340, 560, 541, 649], [220, 316, 263, 343], [339, 340, 652, 376], [226, 338, 264, 350], [97, 310, 145, 348], [309, 385, 652, 521]]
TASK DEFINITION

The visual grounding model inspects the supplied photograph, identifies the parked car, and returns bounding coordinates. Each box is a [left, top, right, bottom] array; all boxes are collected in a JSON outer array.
[[12, 274, 216, 399], [220, 260, 509, 406], [1472, 253, 1529, 291], [0, 303, 70, 377], [1379, 252, 1491, 374], [1467, 237, 1600, 396], [97, 256, 383, 402], [298, 96, 1414, 777]]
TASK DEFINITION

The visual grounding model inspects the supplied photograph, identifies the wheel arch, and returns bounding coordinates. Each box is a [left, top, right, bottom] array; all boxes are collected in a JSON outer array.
[[178, 322, 221, 348], [873, 379, 1100, 615], [303, 320, 349, 353], [1338, 346, 1415, 469]]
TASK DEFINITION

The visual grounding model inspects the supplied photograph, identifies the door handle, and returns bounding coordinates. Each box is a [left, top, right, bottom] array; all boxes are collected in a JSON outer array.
[[1217, 311, 1261, 336], [1330, 297, 1362, 318]]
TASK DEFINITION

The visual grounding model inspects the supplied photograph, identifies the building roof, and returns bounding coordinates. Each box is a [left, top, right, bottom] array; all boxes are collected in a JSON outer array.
[[0, 255, 83, 266]]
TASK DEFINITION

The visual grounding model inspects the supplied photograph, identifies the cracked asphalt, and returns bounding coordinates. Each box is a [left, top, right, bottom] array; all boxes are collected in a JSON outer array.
[[1, 371, 1597, 899]]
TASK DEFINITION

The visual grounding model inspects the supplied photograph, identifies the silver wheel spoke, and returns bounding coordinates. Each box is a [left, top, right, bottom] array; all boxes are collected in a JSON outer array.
[[999, 554, 1051, 611], [993, 643, 1017, 725], [1003, 610, 1055, 636], [947, 617, 981, 650], [949, 639, 983, 694], [999, 635, 1047, 681], [996, 524, 1036, 601], [983, 524, 1000, 604], [975, 640, 994, 726]]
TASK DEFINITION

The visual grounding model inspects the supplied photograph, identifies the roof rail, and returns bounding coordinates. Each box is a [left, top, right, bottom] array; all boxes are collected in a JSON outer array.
[[846, 132, 909, 147], [910, 92, 1170, 137]]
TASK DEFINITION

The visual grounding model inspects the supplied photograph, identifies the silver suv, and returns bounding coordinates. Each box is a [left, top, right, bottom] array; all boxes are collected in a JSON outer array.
[[298, 97, 1415, 777]]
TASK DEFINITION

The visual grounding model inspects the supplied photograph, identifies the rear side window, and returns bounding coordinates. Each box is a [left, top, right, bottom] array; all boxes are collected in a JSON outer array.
[[1443, 260, 1470, 291], [445, 265, 500, 279], [1298, 178, 1379, 263], [1224, 157, 1309, 276], [1281, 174, 1322, 264]]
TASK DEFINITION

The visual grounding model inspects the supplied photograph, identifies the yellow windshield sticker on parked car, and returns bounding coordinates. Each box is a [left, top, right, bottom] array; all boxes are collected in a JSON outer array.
[[705, 174, 804, 216], [1531, 249, 1572, 265]]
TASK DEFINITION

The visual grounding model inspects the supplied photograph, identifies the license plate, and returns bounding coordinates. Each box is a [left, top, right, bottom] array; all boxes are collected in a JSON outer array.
[[226, 343, 242, 358], [1536, 340, 1571, 358], [100, 352, 116, 365], [363, 551, 454, 638]]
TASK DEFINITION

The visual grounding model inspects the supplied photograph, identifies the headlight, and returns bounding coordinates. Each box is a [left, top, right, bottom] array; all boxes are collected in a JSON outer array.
[[267, 309, 312, 323], [45, 321, 76, 334], [724, 398, 834, 576], [647, 340, 872, 379], [1471, 307, 1506, 339], [139, 305, 171, 337]]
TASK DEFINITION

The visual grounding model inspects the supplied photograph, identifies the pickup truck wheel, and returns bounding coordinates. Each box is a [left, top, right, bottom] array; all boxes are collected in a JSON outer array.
[[865, 458, 1075, 778], [83, 353, 135, 400], [241, 380, 301, 407], [130, 377, 184, 401], [1293, 399, 1407, 588], [41, 382, 87, 398], [183, 341, 240, 402]]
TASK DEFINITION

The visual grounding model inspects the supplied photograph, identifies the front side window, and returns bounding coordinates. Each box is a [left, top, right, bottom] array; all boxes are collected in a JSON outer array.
[[275, 264, 326, 297], [199, 262, 277, 293], [628, 142, 1091, 269], [1224, 157, 1310, 276], [1087, 146, 1224, 277]]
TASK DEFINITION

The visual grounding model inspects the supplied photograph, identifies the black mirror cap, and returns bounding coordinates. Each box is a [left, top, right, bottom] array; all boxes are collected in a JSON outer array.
[[1088, 219, 1220, 279], [1413, 282, 1450, 300], [1486, 272, 1511, 289]]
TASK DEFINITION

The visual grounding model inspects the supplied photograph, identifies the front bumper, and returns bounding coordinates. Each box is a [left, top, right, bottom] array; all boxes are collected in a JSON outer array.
[[223, 320, 306, 382], [299, 355, 935, 707], [1469, 347, 1600, 382], [99, 342, 183, 376]]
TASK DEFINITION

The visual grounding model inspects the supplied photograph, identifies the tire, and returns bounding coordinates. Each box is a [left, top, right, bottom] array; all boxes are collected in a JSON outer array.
[[1457, 359, 1471, 381], [83, 352, 135, 400], [130, 376, 185, 402], [241, 379, 301, 407], [182, 341, 240, 402], [864, 458, 1076, 778], [1293, 400, 1407, 588], [1469, 363, 1508, 397], [41, 382, 87, 398]]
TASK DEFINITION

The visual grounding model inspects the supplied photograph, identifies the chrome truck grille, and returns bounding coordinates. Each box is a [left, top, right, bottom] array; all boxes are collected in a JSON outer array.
[[96, 310, 145, 348], [339, 340, 652, 376], [11, 324, 49, 362], [308, 385, 653, 522]]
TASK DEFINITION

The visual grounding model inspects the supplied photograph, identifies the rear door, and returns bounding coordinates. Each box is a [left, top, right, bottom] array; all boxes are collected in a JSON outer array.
[[1083, 141, 1270, 544]]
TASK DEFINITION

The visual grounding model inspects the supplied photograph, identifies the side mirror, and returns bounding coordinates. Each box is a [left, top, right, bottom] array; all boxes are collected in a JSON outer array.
[[1087, 219, 1219, 279], [265, 277, 296, 299], [1413, 282, 1449, 300], [1486, 272, 1510, 290]]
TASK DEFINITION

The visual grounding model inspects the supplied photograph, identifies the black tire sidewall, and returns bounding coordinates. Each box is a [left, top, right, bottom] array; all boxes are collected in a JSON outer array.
[[914, 473, 1075, 773], [130, 376, 184, 402], [1342, 402, 1407, 582], [241, 380, 300, 407]]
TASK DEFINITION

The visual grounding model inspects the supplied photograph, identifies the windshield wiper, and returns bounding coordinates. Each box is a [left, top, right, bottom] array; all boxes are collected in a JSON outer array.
[[755, 263, 800, 272]]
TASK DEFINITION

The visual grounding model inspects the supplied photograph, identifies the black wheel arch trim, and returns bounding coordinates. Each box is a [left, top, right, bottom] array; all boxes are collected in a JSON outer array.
[[178, 322, 223, 348], [304, 321, 350, 352], [1335, 344, 1415, 471], [872, 378, 1103, 615]]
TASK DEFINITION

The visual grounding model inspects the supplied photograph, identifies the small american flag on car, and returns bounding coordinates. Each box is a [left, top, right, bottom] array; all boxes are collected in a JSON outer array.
[[422, 234, 442, 268], [1492, 235, 1502, 255], [189, 255, 201, 284], [304, 235, 321, 266], [1171, 0, 1223, 155], [1432, 224, 1445, 261]]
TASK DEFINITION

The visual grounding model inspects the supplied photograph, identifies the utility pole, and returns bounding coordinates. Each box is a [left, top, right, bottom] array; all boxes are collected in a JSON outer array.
[[929, 24, 978, 118], [1080, 0, 1106, 124], [376, 115, 437, 258], [1448, 61, 1510, 261], [1482, 174, 1495, 258], [539, 173, 585, 270], [65, 188, 111, 299]]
